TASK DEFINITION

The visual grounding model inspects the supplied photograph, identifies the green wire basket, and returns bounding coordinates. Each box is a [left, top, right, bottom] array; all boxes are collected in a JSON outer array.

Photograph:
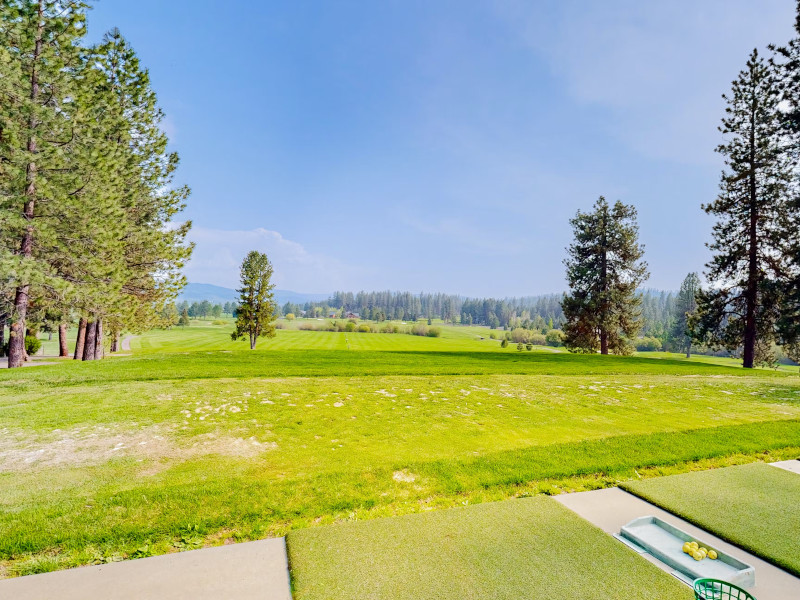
[[693, 578, 756, 600]]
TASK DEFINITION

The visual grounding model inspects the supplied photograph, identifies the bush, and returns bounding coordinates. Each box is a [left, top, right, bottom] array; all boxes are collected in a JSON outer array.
[[526, 343, 533, 351], [409, 324, 429, 337], [298, 323, 316, 331], [426, 327, 441, 338], [545, 329, 565, 347], [357, 324, 371, 333], [510, 328, 530, 343], [636, 336, 663, 352], [530, 333, 547, 346], [489, 332, 497, 340], [517, 342, 524, 351], [344, 322, 356, 332], [285, 313, 295, 320], [380, 323, 399, 334], [212, 320, 227, 326], [500, 339, 508, 348], [274, 322, 286, 329], [25, 335, 41, 355]]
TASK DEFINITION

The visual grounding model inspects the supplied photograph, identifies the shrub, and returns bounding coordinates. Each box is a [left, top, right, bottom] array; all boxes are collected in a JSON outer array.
[[212, 320, 227, 326], [25, 335, 42, 355], [545, 329, 565, 347], [409, 324, 429, 337], [380, 323, 399, 334], [636, 336, 663, 352], [489, 332, 497, 340], [517, 342, 524, 351], [530, 333, 547, 345], [510, 328, 530, 343], [298, 323, 316, 331], [274, 322, 286, 329], [344, 322, 356, 332], [357, 324, 371, 333], [285, 313, 295, 321], [526, 343, 533, 351], [500, 339, 508, 348], [426, 327, 441, 338]]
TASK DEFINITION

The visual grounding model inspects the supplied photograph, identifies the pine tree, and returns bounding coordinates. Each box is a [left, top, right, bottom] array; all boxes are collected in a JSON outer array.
[[672, 272, 700, 357], [231, 251, 277, 349], [770, 2, 800, 354], [561, 197, 649, 355], [0, 1, 90, 367], [694, 50, 797, 368]]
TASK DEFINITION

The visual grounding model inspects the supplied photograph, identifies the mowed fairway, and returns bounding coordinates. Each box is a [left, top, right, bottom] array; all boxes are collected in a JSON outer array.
[[287, 496, 691, 600], [1, 323, 799, 577]]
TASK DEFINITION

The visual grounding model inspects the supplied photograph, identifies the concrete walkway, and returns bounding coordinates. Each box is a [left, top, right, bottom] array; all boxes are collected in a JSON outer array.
[[0, 538, 292, 600], [770, 459, 800, 475], [556, 487, 800, 600]]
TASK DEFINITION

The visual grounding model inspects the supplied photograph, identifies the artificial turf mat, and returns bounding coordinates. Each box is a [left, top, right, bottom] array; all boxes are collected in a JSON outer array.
[[622, 462, 800, 576], [286, 496, 691, 600]]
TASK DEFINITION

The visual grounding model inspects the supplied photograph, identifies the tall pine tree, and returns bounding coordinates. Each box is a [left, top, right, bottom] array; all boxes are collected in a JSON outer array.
[[694, 49, 797, 368], [0, 0, 90, 367], [561, 197, 649, 355], [672, 272, 700, 357], [232, 251, 277, 350], [771, 2, 800, 355]]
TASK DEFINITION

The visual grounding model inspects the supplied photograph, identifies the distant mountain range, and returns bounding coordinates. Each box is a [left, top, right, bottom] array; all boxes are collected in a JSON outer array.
[[178, 283, 330, 306]]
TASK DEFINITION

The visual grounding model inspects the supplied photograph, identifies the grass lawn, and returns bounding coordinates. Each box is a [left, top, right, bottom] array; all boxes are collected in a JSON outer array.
[[621, 462, 800, 576], [287, 495, 692, 600], [1, 325, 799, 577]]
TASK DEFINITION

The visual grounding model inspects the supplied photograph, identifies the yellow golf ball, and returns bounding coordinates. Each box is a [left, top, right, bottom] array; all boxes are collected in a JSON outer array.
[[708, 550, 718, 560], [682, 542, 692, 554], [692, 551, 703, 561]]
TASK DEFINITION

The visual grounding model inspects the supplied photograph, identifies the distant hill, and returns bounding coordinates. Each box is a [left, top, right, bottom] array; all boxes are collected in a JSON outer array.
[[177, 282, 329, 306]]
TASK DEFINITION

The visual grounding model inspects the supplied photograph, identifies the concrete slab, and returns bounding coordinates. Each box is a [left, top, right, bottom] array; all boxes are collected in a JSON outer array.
[[769, 459, 800, 475], [0, 538, 292, 600], [556, 487, 800, 600]]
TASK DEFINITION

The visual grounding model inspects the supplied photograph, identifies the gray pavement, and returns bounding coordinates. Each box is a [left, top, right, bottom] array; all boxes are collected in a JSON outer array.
[[0, 538, 292, 600], [556, 487, 800, 600], [769, 459, 800, 475]]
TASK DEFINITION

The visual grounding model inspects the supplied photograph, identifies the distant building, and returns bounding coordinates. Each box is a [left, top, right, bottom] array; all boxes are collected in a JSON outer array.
[[346, 312, 360, 319]]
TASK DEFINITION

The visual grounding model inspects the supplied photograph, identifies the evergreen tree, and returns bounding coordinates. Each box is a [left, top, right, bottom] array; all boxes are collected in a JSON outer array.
[[561, 197, 649, 355], [694, 50, 797, 368], [231, 251, 277, 349], [672, 272, 700, 357], [0, 0, 90, 367], [770, 3, 800, 354]]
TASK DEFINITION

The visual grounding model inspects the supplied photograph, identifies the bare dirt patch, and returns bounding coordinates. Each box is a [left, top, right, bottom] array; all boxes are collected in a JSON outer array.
[[0, 426, 277, 472]]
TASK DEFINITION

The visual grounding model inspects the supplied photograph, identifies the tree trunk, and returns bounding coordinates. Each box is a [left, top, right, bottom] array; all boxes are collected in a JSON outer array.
[[83, 320, 97, 361], [58, 323, 69, 357], [94, 318, 103, 360], [250, 333, 256, 350], [8, 1, 44, 369], [110, 330, 119, 353], [0, 313, 5, 357], [742, 104, 759, 370], [599, 210, 609, 355], [74, 318, 87, 360]]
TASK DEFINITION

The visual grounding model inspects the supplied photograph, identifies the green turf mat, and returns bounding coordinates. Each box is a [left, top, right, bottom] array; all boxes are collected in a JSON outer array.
[[287, 496, 691, 600], [622, 462, 800, 576]]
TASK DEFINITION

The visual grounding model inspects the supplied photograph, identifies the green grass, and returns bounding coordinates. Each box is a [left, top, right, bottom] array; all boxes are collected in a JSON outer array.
[[287, 495, 691, 600], [1, 324, 799, 577], [621, 462, 800, 576]]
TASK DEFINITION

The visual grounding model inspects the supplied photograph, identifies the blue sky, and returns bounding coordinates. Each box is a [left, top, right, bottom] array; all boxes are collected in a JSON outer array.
[[88, 1, 796, 296]]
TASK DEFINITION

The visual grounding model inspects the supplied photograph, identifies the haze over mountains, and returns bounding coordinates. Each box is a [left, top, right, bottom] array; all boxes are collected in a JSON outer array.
[[178, 283, 329, 306]]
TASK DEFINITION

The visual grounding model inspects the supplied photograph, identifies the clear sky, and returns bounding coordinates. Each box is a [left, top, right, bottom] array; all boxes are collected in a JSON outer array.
[[88, 0, 796, 296]]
